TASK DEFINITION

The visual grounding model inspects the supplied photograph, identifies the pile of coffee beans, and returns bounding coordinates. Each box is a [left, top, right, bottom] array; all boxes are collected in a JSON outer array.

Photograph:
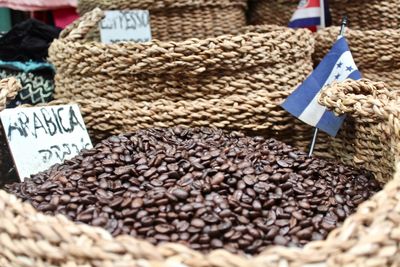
[[5, 127, 381, 254]]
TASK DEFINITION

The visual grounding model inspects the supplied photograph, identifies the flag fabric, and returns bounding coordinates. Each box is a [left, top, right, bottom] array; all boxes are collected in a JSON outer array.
[[281, 37, 361, 137], [288, 0, 330, 32]]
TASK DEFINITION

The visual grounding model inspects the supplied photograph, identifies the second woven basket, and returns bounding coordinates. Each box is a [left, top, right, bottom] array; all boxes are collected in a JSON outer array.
[[49, 8, 316, 144], [77, 0, 248, 41]]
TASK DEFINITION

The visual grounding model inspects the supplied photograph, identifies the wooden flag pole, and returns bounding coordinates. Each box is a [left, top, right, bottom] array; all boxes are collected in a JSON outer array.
[[308, 16, 348, 157]]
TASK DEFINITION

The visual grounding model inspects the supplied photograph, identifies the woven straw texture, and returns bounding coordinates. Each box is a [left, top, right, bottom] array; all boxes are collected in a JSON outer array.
[[77, 0, 247, 42], [49, 8, 316, 144], [248, 0, 400, 30], [248, 0, 297, 26], [1, 78, 400, 266], [329, 0, 400, 29], [314, 27, 400, 92]]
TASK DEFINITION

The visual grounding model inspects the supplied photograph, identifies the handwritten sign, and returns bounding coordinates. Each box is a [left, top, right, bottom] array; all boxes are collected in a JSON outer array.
[[0, 104, 92, 181], [100, 10, 152, 44]]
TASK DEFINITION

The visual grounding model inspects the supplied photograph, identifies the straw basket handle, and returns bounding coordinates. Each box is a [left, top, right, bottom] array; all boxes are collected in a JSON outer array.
[[319, 78, 400, 178], [319, 79, 399, 121], [60, 8, 104, 41], [0, 78, 22, 112]]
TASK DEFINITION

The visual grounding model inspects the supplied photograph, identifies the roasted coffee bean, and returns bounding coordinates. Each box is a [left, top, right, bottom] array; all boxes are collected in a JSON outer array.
[[210, 238, 223, 248], [211, 172, 225, 185], [5, 127, 380, 255], [243, 175, 256, 186], [59, 194, 71, 204], [191, 218, 206, 228], [155, 224, 174, 234], [171, 188, 189, 200], [270, 173, 282, 182], [334, 208, 346, 219], [277, 160, 289, 168]]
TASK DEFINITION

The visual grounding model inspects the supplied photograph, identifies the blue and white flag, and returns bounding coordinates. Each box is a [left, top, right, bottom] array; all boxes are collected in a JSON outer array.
[[281, 37, 361, 136]]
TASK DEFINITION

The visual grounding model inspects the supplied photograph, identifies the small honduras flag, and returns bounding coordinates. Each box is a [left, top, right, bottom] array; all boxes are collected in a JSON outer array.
[[281, 37, 361, 137], [289, 0, 330, 32]]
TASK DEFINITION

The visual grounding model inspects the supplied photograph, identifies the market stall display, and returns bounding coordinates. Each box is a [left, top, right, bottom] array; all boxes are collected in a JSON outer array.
[[77, 0, 248, 42], [1, 0, 400, 265], [1, 78, 399, 266]]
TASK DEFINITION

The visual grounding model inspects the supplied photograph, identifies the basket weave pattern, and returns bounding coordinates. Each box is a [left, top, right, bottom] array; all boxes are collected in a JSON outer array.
[[329, 0, 400, 29], [248, 0, 297, 26], [78, 0, 247, 42], [1, 78, 400, 266]]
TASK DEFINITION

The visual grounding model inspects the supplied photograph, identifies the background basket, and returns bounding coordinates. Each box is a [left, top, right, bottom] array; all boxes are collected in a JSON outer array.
[[329, 0, 400, 30], [49, 8, 317, 147], [314, 27, 400, 92], [248, 0, 400, 30], [77, 0, 248, 42], [1, 78, 400, 266], [248, 0, 297, 26]]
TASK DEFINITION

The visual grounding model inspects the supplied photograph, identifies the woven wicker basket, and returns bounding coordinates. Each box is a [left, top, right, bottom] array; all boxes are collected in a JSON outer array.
[[1, 77, 400, 266], [248, 0, 400, 30], [49, 8, 316, 144], [314, 27, 400, 92], [77, 0, 247, 42], [329, 0, 400, 29], [248, 0, 297, 26]]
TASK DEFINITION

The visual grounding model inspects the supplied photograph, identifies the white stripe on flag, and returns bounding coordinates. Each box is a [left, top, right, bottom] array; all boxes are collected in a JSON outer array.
[[290, 7, 321, 21], [298, 51, 358, 126], [320, 0, 325, 27]]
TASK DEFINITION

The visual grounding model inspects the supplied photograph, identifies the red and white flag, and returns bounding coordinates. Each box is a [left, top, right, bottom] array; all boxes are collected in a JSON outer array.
[[289, 0, 329, 32]]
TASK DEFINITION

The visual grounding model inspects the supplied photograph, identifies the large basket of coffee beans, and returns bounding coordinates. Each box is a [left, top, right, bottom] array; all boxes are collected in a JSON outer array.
[[248, 0, 400, 30], [49, 8, 316, 145], [315, 27, 400, 92], [1, 78, 400, 266], [77, 0, 247, 42]]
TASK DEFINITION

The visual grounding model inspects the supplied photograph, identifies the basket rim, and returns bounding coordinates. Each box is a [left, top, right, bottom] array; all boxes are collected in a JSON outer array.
[[49, 24, 315, 76], [78, 0, 248, 12]]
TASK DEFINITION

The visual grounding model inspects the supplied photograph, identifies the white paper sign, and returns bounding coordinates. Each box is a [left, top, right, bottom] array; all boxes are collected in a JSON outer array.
[[100, 10, 152, 44], [0, 104, 93, 181]]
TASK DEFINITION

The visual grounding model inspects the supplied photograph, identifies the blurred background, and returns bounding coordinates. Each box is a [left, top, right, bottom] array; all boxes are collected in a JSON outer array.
[[0, 0, 78, 33]]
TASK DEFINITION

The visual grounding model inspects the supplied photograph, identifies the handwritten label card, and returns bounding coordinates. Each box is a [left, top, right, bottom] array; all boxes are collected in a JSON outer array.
[[0, 104, 93, 181], [100, 10, 152, 44]]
